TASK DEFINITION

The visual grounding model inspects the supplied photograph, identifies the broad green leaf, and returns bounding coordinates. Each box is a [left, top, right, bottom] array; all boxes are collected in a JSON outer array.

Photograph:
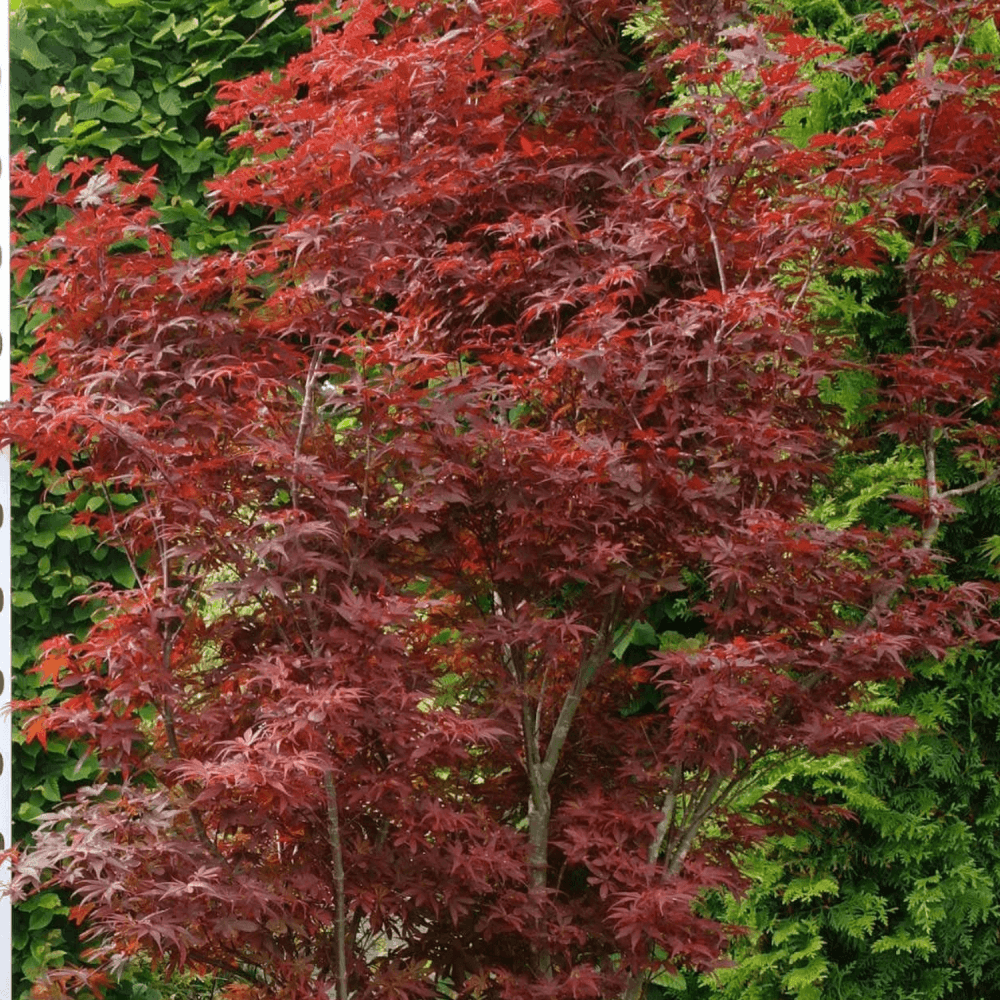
[[11, 26, 54, 70], [157, 86, 183, 116]]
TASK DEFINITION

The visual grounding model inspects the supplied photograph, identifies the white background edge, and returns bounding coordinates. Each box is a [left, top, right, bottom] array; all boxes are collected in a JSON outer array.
[[1, 0, 13, 993]]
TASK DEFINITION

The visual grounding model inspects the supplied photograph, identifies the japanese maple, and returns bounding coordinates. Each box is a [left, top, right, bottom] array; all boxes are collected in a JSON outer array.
[[5, 1, 1000, 999]]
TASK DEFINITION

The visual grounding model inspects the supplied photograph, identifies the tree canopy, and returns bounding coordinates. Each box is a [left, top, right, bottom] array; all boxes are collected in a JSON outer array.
[[5, 1, 1000, 998]]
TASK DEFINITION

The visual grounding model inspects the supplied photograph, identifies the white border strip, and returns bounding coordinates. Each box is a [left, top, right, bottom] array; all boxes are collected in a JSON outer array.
[[1, 0, 12, 994]]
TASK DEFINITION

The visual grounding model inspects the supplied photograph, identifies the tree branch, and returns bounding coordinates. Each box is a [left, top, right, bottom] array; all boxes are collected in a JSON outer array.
[[646, 763, 682, 865], [664, 771, 726, 878], [291, 345, 322, 512], [538, 596, 621, 787], [920, 427, 941, 550], [940, 467, 1000, 500], [160, 695, 226, 864], [323, 769, 349, 1000]]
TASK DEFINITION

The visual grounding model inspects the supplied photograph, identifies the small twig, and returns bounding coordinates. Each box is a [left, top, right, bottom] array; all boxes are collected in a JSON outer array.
[[789, 249, 820, 313], [99, 482, 145, 596], [186, 949, 263, 985], [291, 345, 322, 511], [703, 207, 728, 386]]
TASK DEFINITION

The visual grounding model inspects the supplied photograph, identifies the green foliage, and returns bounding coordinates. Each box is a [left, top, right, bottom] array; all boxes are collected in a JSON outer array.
[[12, 470, 136, 664], [810, 444, 923, 531], [11, 0, 310, 257], [10, 0, 305, 173], [970, 15, 1000, 58], [775, 0, 884, 48], [651, 644, 1000, 1000], [705, 647, 1000, 1000]]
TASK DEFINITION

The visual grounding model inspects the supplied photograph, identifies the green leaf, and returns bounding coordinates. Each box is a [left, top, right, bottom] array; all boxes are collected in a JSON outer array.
[[613, 620, 658, 657], [111, 87, 142, 111], [783, 957, 828, 993], [100, 102, 141, 123], [40, 774, 62, 803], [157, 87, 183, 116], [32, 892, 67, 911], [28, 530, 56, 549], [62, 754, 99, 781], [28, 908, 54, 932], [174, 15, 199, 38], [870, 932, 936, 956], [56, 523, 93, 542], [111, 562, 136, 588], [86, 81, 116, 101], [150, 12, 177, 44], [17, 799, 43, 822], [11, 25, 54, 70]]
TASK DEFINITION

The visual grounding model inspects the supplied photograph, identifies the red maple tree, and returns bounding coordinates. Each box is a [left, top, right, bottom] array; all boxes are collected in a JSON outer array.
[[7, 1, 1000, 998]]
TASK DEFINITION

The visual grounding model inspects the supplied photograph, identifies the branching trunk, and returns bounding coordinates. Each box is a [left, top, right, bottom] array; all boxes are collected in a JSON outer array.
[[519, 601, 621, 976], [522, 693, 553, 975], [159, 624, 226, 865], [663, 772, 725, 878], [622, 770, 726, 1000]]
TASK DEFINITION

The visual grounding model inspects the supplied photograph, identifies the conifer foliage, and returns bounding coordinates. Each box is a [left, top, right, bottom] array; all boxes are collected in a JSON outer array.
[[5, 1, 1000, 998]]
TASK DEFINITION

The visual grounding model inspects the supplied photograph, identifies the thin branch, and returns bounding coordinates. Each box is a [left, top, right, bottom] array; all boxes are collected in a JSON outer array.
[[704, 208, 729, 300], [664, 771, 726, 878], [789, 249, 820, 313], [291, 345, 323, 511], [538, 594, 621, 787], [940, 467, 1000, 499], [186, 949, 263, 985], [921, 427, 941, 549], [535, 662, 549, 741], [646, 763, 682, 865], [160, 694, 226, 863], [98, 482, 146, 597], [703, 207, 729, 386], [521, 695, 544, 799], [140, 486, 172, 595], [323, 769, 349, 1000], [945, 14, 971, 70]]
